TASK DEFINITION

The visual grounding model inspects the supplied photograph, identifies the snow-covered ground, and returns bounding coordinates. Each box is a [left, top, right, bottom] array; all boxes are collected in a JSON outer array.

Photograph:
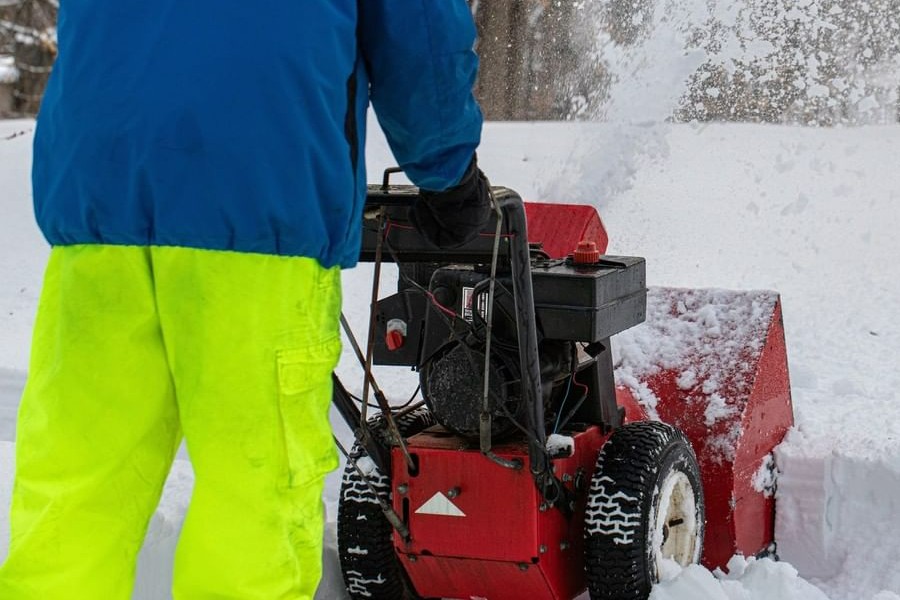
[[2, 116, 900, 600]]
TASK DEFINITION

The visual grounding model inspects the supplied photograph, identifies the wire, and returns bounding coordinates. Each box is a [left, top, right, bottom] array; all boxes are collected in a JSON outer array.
[[384, 223, 470, 329], [552, 376, 575, 434], [346, 384, 421, 411], [552, 344, 580, 434], [572, 377, 590, 400], [553, 371, 591, 434], [397, 385, 422, 409], [424, 290, 458, 319]]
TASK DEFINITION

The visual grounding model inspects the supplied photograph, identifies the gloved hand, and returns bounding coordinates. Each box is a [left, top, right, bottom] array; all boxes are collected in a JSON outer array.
[[409, 156, 492, 249]]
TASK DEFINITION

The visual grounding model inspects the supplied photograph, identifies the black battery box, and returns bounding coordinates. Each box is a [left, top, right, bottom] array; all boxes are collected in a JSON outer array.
[[371, 256, 646, 367]]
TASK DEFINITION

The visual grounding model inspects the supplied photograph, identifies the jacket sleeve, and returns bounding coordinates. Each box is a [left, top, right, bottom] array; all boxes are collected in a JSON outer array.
[[359, 0, 483, 191]]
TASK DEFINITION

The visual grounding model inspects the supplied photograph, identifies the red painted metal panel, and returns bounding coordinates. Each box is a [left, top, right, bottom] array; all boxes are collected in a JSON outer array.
[[393, 427, 610, 600], [643, 290, 794, 568], [536, 428, 609, 600], [392, 436, 539, 563], [524, 202, 609, 259], [733, 301, 792, 555], [401, 554, 556, 600]]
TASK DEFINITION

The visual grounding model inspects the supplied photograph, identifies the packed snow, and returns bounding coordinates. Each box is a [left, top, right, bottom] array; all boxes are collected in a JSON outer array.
[[546, 434, 576, 458], [2, 114, 900, 600]]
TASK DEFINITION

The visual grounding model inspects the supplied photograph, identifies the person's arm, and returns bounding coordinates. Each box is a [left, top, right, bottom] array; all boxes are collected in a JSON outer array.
[[359, 0, 482, 191]]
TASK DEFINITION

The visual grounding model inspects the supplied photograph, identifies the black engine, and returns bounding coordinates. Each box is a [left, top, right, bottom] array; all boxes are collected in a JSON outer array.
[[372, 256, 646, 440], [419, 266, 577, 438]]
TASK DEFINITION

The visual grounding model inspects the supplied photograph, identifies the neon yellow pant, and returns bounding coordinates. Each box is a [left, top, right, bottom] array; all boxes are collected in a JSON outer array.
[[0, 245, 342, 599]]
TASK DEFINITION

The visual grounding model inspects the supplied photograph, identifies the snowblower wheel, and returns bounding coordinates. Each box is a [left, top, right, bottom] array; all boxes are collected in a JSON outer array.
[[584, 421, 704, 600], [337, 407, 435, 600]]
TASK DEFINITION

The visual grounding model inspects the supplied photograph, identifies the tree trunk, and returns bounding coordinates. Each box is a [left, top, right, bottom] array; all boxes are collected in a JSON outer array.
[[472, 0, 577, 120]]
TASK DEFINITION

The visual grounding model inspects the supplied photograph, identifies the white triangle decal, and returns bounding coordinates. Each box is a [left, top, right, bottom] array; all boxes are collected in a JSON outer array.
[[415, 492, 466, 517]]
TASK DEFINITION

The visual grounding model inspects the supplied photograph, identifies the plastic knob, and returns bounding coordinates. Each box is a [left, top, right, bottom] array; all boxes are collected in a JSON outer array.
[[385, 318, 408, 351], [573, 240, 600, 264]]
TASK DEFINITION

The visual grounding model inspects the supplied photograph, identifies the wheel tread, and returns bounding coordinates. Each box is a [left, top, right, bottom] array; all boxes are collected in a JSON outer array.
[[337, 408, 435, 600], [584, 421, 704, 600]]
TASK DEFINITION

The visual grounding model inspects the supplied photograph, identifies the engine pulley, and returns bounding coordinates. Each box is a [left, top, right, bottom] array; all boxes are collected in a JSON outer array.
[[422, 343, 523, 439]]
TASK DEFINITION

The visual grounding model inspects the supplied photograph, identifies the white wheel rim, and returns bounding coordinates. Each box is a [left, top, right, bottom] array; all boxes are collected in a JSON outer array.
[[652, 470, 700, 574]]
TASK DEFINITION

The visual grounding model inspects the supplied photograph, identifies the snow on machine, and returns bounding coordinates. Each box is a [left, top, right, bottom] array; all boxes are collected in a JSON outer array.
[[333, 176, 793, 600]]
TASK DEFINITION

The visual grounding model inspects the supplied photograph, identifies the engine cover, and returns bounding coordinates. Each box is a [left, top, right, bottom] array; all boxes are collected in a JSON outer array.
[[422, 343, 522, 439]]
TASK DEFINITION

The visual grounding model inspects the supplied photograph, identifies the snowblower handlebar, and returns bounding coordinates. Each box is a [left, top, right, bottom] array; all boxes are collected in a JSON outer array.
[[360, 183, 523, 264]]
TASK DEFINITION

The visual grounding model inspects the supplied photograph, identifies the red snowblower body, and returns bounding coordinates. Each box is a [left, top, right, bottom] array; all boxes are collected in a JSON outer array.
[[334, 180, 793, 600]]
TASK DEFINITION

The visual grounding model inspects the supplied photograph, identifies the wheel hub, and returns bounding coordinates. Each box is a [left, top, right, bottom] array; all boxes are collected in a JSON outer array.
[[653, 470, 700, 572]]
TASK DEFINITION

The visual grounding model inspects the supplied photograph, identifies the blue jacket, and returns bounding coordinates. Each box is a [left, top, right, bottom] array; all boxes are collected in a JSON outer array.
[[32, 0, 482, 268]]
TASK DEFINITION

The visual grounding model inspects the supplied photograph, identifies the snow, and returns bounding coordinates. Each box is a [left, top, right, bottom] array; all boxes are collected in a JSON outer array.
[[613, 286, 780, 460], [3, 113, 900, 600], [0, 57, 17, 85], [653, 558, 832, 600], [546, 433, 575, 457], [752, 453, 777, 498]]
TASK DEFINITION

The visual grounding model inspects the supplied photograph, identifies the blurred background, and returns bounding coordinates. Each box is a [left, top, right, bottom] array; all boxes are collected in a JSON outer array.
[[1, 0, 898, 125]]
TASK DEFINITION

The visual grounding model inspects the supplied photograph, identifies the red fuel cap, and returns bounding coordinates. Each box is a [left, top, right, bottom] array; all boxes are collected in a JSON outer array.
[[573, 240, 600, 264]]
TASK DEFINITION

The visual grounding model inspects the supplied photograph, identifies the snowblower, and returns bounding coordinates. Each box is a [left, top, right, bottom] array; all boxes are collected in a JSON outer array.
[[333, 175, 794, 600]]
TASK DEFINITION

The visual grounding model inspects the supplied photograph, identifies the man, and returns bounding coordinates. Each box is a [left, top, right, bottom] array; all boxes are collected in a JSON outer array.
[[0, 1, 490, 598]]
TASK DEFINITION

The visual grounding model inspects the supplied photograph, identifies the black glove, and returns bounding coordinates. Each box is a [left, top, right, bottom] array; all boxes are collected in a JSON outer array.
[[409, 156, 492, 249]]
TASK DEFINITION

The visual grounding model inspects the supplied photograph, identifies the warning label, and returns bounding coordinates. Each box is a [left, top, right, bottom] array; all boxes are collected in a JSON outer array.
[[461, 287, 488, 322], [415, 492, 466, 517]]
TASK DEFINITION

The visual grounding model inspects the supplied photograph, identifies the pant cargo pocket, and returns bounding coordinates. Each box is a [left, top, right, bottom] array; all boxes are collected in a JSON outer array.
[[275, 337, 341, 487]]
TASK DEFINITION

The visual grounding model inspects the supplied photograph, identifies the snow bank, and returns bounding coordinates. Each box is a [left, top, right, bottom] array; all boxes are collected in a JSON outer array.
[[775, 434, 900, 594]]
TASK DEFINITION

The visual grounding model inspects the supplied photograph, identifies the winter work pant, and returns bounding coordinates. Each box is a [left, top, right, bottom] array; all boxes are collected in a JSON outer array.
[[0, 244, 342, 599]]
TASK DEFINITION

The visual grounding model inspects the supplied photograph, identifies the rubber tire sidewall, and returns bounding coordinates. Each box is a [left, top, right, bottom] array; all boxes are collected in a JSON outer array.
[[584, 421, 705, 600]]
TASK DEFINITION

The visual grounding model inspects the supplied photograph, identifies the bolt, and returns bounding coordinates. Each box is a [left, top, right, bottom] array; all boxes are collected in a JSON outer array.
[[560, 541, 570, 551], [562, 473, 573, 483], [397, 484, 409, 494], [518, 563, 529, 572], [539, 503, 548, 512], [574, 469, 586, 492], [446, 487, 461, 499], [408, 555, 417, 563], [539, 545, 548, 554]]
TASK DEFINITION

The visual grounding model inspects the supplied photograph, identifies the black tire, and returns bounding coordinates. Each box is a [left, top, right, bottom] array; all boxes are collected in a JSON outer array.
[[584, 421, 704, 600], [337, 407, 435, 600]]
